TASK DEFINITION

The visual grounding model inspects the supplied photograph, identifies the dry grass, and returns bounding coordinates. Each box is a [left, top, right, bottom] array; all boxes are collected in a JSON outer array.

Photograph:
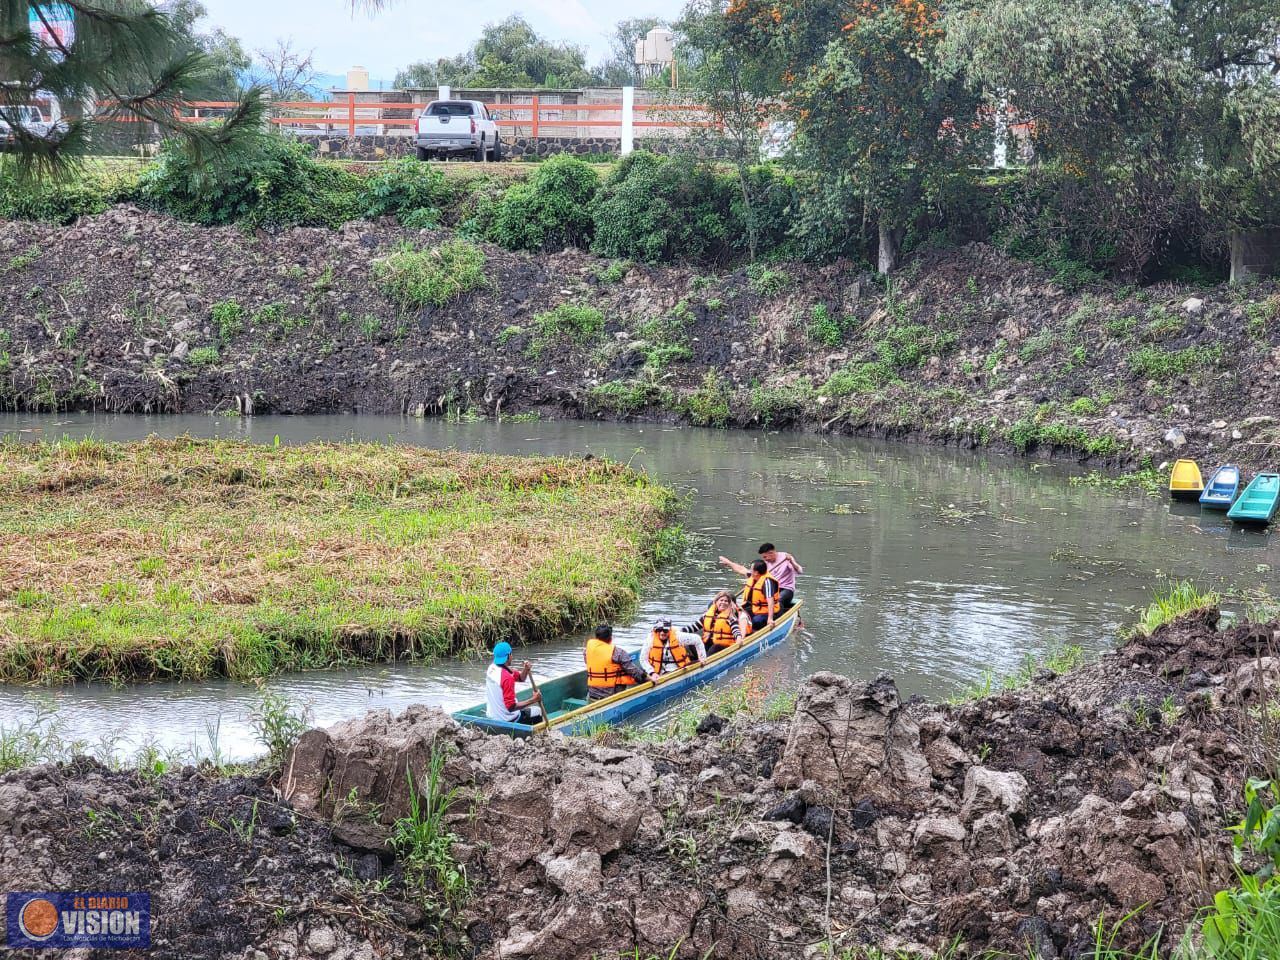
[[0, 436, 675, 684]]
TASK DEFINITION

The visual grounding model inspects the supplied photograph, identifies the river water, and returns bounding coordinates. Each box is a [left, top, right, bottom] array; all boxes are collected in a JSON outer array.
[[0, 413, 1272, 759]]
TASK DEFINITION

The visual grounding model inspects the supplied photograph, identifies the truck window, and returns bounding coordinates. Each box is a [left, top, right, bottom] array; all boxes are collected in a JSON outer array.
[[427, 102, 475, 117]]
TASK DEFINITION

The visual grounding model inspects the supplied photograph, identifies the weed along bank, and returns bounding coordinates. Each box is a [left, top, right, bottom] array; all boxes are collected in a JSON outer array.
[[0, 437, 676, 684]]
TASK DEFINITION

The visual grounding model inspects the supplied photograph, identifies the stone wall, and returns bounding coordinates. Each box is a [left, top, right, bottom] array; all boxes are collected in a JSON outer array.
[[1231, 229, 1280, 282], [292, 133, 728, 162]]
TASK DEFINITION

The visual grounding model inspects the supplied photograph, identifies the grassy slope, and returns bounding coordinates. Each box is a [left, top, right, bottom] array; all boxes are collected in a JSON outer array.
[[0, 437, 675, 684]]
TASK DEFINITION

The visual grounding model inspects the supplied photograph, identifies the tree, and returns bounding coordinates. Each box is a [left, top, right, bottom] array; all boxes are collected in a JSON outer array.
[[391, 15, 594, 90], [724, 0, 986, 272], [596, 17, 666, 86], [0, 0, 262, 172], [253, 37, 316, 99], [162, 0, 250, 99], [676, 0, 777, 260]]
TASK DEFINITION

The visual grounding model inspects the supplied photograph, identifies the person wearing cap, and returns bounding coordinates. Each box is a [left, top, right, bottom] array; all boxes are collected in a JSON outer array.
[[484, 641, 543, 724], [585, 624, 658, 700], [647, 618, 697, 675]]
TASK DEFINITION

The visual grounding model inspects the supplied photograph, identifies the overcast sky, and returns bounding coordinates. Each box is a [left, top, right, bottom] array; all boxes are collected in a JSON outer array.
[[199, 0, 686, 82]]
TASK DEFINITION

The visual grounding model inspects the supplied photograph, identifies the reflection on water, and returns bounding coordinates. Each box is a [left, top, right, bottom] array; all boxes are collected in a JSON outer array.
[[0, 412, 1273, 759]]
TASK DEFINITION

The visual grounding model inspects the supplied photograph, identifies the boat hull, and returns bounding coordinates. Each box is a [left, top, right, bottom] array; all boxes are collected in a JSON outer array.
[[455, 603, 802, 737], [1199, 465, 1241, 510], [1169, 458, 1204, 501], [1228, 473, 1280, 526]]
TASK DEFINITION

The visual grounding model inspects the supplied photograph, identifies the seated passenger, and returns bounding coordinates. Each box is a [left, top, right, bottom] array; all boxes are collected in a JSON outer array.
[[484, 641, 543, 724], [695, 590, 744, 653], [585, 624, 658, 700], [647, 618, 693, 675], [739, 559, 780, 633]]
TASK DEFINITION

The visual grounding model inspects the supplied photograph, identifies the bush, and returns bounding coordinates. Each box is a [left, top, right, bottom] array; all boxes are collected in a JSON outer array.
[[138, 134, 363, 228], [685, 371, 732, 427], [591, 152, 737, 265], [531, 303, 605, 352], [1127, 344, 1221, 381], [749, 380, 814, 426], [360, 158, 451, 224], [822, 361, 897, 397], [373, 239, 487, 309], [875, 324, 959, 368], [487, 154, 598, 252], [211, 300, 244, 341], [0, 159, 140, 223]]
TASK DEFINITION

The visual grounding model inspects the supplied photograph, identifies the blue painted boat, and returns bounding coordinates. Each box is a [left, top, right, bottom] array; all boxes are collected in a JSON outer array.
[[1228, 473, 1280, 526], [454, 603, 802, 736], [1199, 465, 1241, 510]]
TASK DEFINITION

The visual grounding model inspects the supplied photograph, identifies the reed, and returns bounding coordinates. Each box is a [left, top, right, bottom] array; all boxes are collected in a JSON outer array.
[[0, 436, 676, 684]]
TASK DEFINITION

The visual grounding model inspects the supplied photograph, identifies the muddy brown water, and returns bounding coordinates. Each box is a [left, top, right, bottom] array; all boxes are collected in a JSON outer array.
[[0, 413, 1273, 760]]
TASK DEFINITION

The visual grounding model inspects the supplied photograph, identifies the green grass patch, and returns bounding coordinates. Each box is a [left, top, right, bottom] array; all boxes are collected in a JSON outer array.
[[0, 437, 675, 684], [806, 304, 851, 346], [821, 361, 898, 398], [373, 239, 487, 309], [1127, 579, 1219, 638], [746, 263, 790, 296], [211, 300, 244, 341], [186, 346, 220, 367], [748, 379, 815, 426], [1069, 466, 1164, 496], [947, 644, 1086, 705], [1127, 344, 1222, 382], [530, 304, 605, 357], [875, 324, 959, 368], [1005, 419, 1121, 457], [684, 371, 731, 427], [588, 380, 671, 416]]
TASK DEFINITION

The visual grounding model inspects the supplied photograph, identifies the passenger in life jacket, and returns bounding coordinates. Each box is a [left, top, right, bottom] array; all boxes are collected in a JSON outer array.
[[739, 559, 780, 633], [647, 618, 695, 675], [585, 624, 658, 700], [693, 590, 745, 653]]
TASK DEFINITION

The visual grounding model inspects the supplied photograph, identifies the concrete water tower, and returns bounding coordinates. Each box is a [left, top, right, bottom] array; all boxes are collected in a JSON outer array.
[[346, 66, 370, 91], [634, 27, 676, 87]]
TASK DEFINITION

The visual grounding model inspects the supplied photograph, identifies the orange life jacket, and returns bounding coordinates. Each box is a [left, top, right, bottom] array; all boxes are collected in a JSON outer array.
[[701, 606, 736, 650], [585, 637, 636, 690], [647, 629, 691, 673], [740, 573, 781, 617]]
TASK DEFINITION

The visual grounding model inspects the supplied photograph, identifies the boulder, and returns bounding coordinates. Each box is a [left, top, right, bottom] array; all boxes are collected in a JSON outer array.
[[1163, 427, 1187, 448], [914, 816, 966, 847], [960, 767, 1029, 823], [773, 673, 932, 806], [541, 850, 603, 895]]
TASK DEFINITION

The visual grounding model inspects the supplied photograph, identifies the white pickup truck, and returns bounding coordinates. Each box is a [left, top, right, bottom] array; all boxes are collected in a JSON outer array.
[[414, 100, 502, 162], [0, 105, 65, 148]]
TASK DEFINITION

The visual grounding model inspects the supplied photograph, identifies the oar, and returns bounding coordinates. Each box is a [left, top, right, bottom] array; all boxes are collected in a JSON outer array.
[[528, 670, 551, 734]]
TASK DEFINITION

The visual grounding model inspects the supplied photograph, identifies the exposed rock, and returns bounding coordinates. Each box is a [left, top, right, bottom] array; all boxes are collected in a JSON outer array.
[[960, 766, 1029, 822], [1163, 427, 1187, 448]]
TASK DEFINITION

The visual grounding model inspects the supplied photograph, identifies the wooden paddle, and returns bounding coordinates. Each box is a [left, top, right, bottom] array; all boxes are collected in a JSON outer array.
[[527, 669, 551, 733]]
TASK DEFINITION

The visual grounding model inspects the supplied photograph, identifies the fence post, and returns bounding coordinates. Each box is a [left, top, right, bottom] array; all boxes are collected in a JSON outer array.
[[620, 86, 634, 156], [531, 94, 540, 140], [347, 93, 355, 138]]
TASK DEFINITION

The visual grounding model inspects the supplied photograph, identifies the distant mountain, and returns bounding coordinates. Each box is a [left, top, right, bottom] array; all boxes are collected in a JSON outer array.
[[310, 71, 400, 96]]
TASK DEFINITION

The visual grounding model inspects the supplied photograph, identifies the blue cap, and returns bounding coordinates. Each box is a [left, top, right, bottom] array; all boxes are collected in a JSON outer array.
[[493, 641, 512, 665]]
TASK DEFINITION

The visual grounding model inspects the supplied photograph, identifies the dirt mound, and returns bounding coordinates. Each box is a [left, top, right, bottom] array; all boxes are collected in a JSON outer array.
[[3, 207, 1280, 467], [0, 609, 1270, 959]]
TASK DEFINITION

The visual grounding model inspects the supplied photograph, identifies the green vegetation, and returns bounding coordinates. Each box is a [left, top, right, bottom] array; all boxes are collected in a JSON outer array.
[[597, 260, 631, 284], [588, 381, 670, 416], [1127, 344, 1222, 382], [211, 300, 245, 341], [613, 669, 797, 744], [530, 303, 606, 355], [1200, 777, 1280, 959], [633, 301, 696, 372], [486, 154, 598, 252], [684, 371, 732, 428], [875, 325, 958, 369], [248, 688, 311, 766], [373, 240, 487, 310], [807, 304, 850, 346], [821, 361, 898, 398], [1069, 466, 1165, 497], [391, 750, 469, 911], [1246, 297, 1280, 339], [0, 437, 675, 684], [1128, 580, 1220, 638], [749, 380, 814, 426], [359, 158, 452, 225], [186, 346, 220, 367], [1005, 419, 1120, 458], [947, 644, 1086, 704], [746, 263, 791, 296]]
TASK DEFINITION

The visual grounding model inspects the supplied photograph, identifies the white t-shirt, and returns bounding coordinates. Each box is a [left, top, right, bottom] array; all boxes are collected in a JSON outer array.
[[485, 663, 519, 722]]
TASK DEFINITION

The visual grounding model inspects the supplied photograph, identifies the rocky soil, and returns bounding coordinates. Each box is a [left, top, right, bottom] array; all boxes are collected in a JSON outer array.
[[2, 206, 1279, 469], [2, 608, 1275, 959]]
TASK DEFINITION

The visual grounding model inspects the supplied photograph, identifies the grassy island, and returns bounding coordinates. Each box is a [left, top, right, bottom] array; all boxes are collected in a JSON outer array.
[[0, 437, 676, 684]]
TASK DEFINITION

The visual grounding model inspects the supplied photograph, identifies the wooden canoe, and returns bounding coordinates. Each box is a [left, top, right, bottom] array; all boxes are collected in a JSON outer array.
[[1228, 473, 1280, 525], [1169, 459, 1205, 500], [1199, 465, 1241, 510], [454, 602, 803, 736]]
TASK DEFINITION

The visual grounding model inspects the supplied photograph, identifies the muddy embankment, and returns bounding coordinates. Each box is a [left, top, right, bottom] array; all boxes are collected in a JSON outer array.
[[2, 206, 1279, 469], [1, 609, 1274, 959]]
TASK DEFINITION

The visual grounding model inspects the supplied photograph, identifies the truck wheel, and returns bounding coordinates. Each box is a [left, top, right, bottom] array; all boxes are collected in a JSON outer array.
[[474, 138, 486, 162], [492, 137, 503, 162], [415, 146, 429, 161]]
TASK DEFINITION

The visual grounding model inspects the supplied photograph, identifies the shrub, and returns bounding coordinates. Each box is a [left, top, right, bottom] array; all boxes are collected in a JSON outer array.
[[138, 133, 363, 228], [875, 325, 959, 368], [807, 303, 846, 346], [0, 159, 139, 223], [487, 154, 598, 252], [588, 381, 669, 415], [186, 346, 220, 366], [749, 380, 814, 426], [591, 152, 737, 265], [531, 303, 605, 350], [746, 263, 791, 296], [360, 158, 451, 224], [597, 260, 630, 284], [685, 371, 732, 427], [373, 239, 487, 309]]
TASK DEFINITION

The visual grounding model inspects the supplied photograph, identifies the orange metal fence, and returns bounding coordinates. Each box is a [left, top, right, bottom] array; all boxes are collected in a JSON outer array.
[[168, 95, 719, 138]]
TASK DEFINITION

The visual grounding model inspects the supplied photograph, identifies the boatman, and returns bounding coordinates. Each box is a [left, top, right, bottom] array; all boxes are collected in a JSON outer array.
[[739, 559, 780, 633], [719, 542, 803, 612], [485, 641, 543, 724], [586, 624, 658, 700]]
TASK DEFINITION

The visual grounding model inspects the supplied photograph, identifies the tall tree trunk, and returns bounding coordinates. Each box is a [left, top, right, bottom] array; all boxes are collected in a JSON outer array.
[[877, 221, 905, 274]]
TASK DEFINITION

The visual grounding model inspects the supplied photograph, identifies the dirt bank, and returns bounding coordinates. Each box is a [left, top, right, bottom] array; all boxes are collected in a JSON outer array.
[[2, 207, 1278, 470], [1, 608, 1271, 958]]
